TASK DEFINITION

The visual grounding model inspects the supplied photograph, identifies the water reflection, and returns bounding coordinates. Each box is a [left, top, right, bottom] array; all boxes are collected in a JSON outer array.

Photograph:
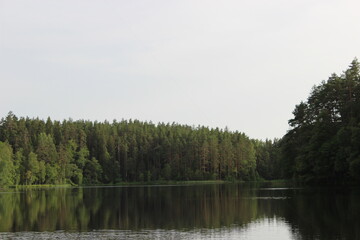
[[0, 184, 359, 240]]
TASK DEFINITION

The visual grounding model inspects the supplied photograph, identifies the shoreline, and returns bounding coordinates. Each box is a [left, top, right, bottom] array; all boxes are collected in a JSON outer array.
[[1, 179, 291, 190]]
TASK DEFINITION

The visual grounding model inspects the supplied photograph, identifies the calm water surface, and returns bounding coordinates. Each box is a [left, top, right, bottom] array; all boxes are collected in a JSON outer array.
[[0, 183, 359, 239]]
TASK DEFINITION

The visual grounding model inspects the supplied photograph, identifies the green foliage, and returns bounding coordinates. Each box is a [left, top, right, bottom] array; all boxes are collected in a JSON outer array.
[[13, 149, 24, 185], [254, 139, 281, 180], [36, 133, 57, 164], [38, 161, 46, 184], [0, 112, 264, 185], [27, 152, 39, 184], [83, 157, 102, 184], [161, 163, 172, 180], [281, 58, 360, 183], [45, 163, 58, 184], [0, 142, 15, 186]]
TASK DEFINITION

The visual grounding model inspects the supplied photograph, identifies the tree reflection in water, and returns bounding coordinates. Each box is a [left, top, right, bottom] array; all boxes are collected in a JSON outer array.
[[0, 184, 359, 240]]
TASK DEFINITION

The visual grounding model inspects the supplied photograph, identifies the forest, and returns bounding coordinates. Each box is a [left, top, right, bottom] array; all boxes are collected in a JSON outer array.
[[0, 59, 359, 186], [0, 112, 280, 186]]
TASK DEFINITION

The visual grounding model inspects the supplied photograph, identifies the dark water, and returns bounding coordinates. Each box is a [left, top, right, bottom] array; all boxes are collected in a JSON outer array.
[[0, 183, 359, 239]]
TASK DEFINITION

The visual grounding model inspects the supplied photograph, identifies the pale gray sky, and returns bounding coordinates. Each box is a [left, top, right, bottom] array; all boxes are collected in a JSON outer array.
[[1, 0, 360, 140]]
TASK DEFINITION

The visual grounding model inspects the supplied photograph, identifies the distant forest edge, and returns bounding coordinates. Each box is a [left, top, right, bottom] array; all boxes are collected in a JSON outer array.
[[0, 58, 359, 186], [0, 113, 275, 186], [0, 112, 272, 185]]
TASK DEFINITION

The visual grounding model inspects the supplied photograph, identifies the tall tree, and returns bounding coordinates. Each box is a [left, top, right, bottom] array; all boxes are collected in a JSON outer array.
[[281, 58, 360, 183], [0, 142, 15, 186]]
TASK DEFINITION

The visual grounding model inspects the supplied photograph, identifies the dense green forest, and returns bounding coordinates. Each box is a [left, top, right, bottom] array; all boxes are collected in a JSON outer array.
[[0, 112, 280, 186], [1, 59, 359, 186], [281, 58, 360, 183]]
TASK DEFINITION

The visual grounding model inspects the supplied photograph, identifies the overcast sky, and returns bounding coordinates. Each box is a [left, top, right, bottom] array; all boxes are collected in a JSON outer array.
[[1, 0, 360, 140]]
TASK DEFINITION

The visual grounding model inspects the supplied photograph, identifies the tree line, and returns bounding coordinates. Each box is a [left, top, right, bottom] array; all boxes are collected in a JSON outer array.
[[3, 59, 358, 186], [0, 113, 279, 186]]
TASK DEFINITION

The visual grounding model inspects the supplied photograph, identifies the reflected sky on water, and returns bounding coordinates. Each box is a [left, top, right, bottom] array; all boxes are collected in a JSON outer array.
[[0, 218, 296, 240]]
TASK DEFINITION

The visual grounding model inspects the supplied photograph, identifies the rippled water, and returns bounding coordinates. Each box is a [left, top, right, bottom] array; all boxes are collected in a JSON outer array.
[[0, 183, 359, 239]]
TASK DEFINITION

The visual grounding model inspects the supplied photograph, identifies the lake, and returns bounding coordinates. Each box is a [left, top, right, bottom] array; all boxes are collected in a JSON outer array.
[[0, 183, 359, 239]]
